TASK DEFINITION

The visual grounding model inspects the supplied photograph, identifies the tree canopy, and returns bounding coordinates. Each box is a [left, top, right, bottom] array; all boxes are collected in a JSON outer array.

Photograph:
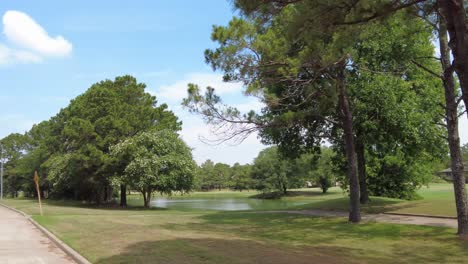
[[183, 1, 448, 222], [1, 75, 185, 205], [111, 130, 196, 208]]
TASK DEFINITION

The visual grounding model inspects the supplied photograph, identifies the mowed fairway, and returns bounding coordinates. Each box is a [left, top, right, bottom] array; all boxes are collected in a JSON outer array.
[[294, 183, 460, 217], [2, 183, 468, 263]]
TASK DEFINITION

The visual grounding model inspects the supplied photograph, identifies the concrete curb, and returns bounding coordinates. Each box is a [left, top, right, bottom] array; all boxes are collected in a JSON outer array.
[[0, 202, 91, 264]]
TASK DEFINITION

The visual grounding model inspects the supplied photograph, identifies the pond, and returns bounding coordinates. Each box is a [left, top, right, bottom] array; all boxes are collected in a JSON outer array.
[[150, 197, 308, 211]]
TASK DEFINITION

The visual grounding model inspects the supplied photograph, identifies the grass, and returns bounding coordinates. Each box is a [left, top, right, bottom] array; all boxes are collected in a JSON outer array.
[[389, 183, 458, 217], [4, 198, 468, 263], [2, 183, 468, 263], [290, 183, 459, 217]]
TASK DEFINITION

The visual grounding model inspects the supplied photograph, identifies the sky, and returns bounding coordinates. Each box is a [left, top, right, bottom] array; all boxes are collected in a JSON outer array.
[[0, 0, 267, 165], [0, 1, 466, 165]]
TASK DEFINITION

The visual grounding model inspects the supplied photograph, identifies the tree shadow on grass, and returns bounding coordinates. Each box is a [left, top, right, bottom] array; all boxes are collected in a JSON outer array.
[[36, 199, 170, 212], [159, 211, 468, 263], [94, 238, 362, 264], [293, 196, 423, 214]]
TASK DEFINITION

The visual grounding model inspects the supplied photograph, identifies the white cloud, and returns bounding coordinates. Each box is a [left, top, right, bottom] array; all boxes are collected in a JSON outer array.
[[157, 73, 243, 102], [3, 10, 72, 56], [0, 43, 41, 65], [0, 10, 72, 65]]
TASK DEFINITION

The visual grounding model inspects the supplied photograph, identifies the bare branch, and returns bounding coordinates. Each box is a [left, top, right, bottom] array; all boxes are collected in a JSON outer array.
[[336, 0, 428, 26], [411, 59, 443, 79]]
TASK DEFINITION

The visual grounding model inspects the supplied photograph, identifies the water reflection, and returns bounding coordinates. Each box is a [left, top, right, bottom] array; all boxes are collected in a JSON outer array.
[[151, 198, 307, 211]]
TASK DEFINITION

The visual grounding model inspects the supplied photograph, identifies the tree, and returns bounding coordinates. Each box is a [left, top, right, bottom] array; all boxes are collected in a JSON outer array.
[[0, 133, 30, 197], [44, 75, 181, 204], [437, 0, 468, 114], [310, 148, 336, 193], [184, 1, 366, 222], [195, 160, 215, 191], [111, 130, 196, 208], [213, 163, 231, 190], [230, 163, 253, 191], [404, 3, 468, 235], [340, 13, 447, 202], [462, 143, 468, 162], [250, 147, 299, 195], [438, 16, 468, 235], [237, 0, 468, 115]]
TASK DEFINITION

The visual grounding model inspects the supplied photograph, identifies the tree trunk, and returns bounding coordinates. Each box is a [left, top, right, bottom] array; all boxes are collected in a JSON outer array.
[[356, 139, 369, 204], [337, 60, 361, 223], [108, 186, 113, 202], [144, 189, 152, 208], [142, 191, 148, 208], [95, 189, 102, 205], [439, 19, 468, 236], [120, 184, 127, 207], [439, 0, 468, 117], [103, 186, 108, 202]]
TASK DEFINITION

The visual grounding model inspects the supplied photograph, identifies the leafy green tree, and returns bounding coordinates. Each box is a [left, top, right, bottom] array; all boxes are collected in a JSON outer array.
[[111, 130, 196, 208], [335, 13, 447, 202], [213, 163, 231, 190], [230, 163, 253, 191], [195, 161, 253, 191], [184, 2, 366, 222], [310, 148, 336, 194], [45, 76, 181, 204], [251, 147, 297, 195], [196, 160, 216, 191], [231, 0, 468, 231], [187, 2, 448, 219], [16, 121, 54, 198], [407, 4, 468, 235], [0, 133, 30, 197], [233, 0, 468, 110]]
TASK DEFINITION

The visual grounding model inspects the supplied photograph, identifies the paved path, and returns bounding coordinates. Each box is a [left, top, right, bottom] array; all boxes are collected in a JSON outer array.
[[0, 205, 75, 264], [268, 210, 457, 229]]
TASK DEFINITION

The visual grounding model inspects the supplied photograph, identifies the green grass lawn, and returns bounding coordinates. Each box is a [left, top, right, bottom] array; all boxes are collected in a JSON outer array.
[[2, 183, 468, 263], [388, 183, 458, 217], [290, 183, 459, 217]]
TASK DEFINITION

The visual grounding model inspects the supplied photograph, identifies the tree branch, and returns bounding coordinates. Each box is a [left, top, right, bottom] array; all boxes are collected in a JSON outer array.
[[336, 0, 428, 26], [411, 59, 443, 79]]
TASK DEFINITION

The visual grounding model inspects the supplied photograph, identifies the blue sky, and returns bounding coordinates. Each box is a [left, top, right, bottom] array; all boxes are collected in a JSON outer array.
[[0, 0, 265, 165], [0, 1, 466, 165]]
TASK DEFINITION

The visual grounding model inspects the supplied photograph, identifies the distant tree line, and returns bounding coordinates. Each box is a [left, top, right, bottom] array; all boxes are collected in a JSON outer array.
[[194, 146, 333, 195], [195, 143, 445, 200]]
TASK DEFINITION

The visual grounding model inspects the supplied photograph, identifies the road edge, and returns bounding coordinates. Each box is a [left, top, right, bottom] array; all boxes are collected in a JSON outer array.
[[0, 202, 91, 264]]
